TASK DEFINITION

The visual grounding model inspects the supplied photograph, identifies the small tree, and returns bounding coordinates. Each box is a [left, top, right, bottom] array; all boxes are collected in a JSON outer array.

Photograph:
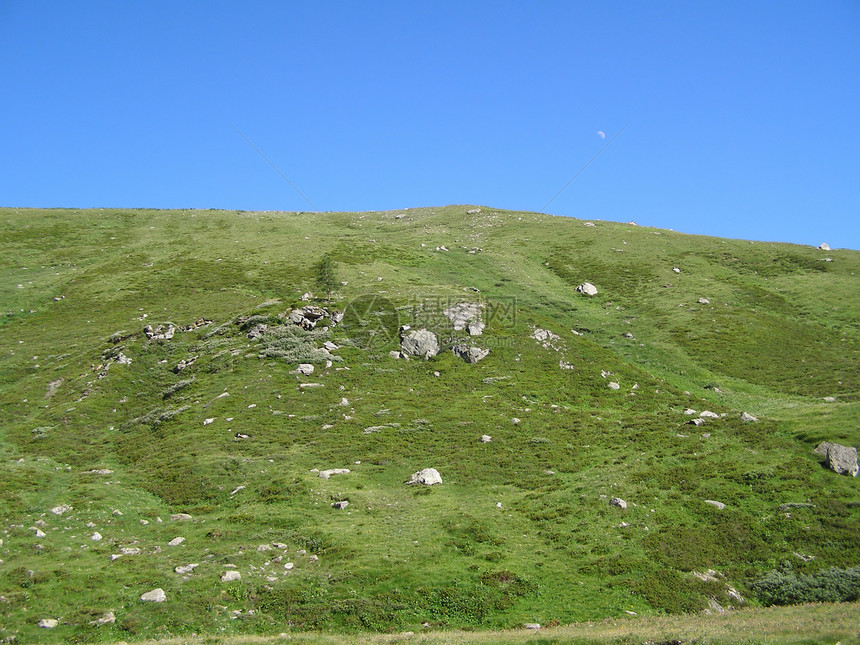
[[314, 254, 338, 304]]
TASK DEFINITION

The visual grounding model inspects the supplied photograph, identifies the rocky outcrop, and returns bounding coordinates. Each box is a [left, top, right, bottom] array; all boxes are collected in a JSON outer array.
[[400, 329, 440, 358], [453, 344, 489, 363], [140, 588, 167, 602], [814, 442, 859, 476], [144, 324, 176, 341], [406, 468, 442, 485]]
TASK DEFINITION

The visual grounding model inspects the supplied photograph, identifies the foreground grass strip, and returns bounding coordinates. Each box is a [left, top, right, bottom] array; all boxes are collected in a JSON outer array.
[[128, 602, 860, 644]]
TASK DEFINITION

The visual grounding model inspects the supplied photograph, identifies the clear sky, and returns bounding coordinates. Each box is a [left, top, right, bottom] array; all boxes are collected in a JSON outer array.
[[2, 2, 859, 249]]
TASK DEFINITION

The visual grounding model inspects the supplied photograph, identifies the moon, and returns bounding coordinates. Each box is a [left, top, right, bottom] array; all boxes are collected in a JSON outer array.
[[597, 130, 606, 139]]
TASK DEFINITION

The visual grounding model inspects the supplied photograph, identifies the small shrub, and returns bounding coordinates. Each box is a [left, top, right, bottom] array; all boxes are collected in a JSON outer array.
[[751, 565, 860, 606]]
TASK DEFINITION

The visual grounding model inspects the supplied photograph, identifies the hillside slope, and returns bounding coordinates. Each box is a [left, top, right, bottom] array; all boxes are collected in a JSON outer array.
[[0, 206, 858, 642]]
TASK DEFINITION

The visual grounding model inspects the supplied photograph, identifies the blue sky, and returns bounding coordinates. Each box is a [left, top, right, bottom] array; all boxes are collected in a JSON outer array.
[[2, 2, 859, 249]]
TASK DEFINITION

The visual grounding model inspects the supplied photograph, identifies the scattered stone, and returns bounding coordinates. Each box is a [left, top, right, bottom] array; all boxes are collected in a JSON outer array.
[[294, 363, 314, 376], [144, 323, 176, 341], [168, 537, 185, 546], [704, 500, 726, 510], [575, 282, 598, 296], [511, 417, 521, 425], [467, 320, 485, 336], [823, 396, 836, 402], [120, 547, 142, 555], [38, 618, 58, 629], [389, 350, 402, 359], [90, 611, 116, 626], [284, 562, 294, 570], [246, 323, 267, 339], [813, 442, 859, 476], [339, 397, 349, 406], [170, 513, 192, 521], [524, 623, 541, 630], [140, 588, 167, 602], [688, 418, 706, 426], [400, 329, 440, 359], [319, 468, 350, 479], [583, 221, 596, 227], [623, 332, 634, 339], [794, 552, 816, 562], [683, 409, 696, 415], [175, 563, 199, 574], [406, 468, 443, 486], [298, 383, 323, 388], [608, 381, 620, 390], [673, 267, 681, 274], [697, 298, 710, 304], [700, 411, 720, 419], [91, 532, 102, 541], [50, 504, 71, 515], [453, 344, 490, 363], [323, 341, 339, 351], [332, 501, 349, 510], [203, 418, 215, 426], [818, 242, 830, 251], [221, 570, 241, 582], [480, 434, 492, 443], [610, 497, 627, 510], [740, 412, 758, 422], [559, 360, 575, 369], [32, 527, 46, 538]]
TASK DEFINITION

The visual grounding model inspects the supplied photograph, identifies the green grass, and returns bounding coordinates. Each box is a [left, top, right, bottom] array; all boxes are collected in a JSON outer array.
[[0, 205, 858, 643]]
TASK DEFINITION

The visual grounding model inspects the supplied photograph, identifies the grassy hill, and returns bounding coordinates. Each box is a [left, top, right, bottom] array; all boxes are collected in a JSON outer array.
[[0, 205, 858, 643]]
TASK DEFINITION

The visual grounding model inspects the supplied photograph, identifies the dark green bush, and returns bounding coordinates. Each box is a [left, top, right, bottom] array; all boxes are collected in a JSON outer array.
[[751, 565, 860, 606]]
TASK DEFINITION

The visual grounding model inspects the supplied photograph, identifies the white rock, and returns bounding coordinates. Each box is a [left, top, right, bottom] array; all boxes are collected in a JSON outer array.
[[608, 382, 621, 390], [700, 411, 720, 418], [740, 412, 758, 422], [319, 468, 350, 479], [203, 418, 215, 425], [50, 504, 71, 515], [120, 547, 141, 555], [32, 527, 46, 538], [221, 570, 241, 582], [90, 611, 116, 626], [480, 434, 492, 443], [168, 537, 185, 546], [684, 408, 697, 415], [170, 513, 192, 521], [284, 562, 294, 570], [91, 532, 102, 541], [175, 563, 199, 574], [524, 623, 541, 630], [610, 497, 627, 510], [295, 363, 314, 376], [38, 618, 58, 629], [673, 267, 681, 273], [140, 588, 167, 602], [511, 417, 521, 425], [339, 397, 349, 406], [332, 500, 349, 510], [818, 242, 830, 251], [705, 500, 726, 510], [406, 468, 443, 486], [697, 298, 710, 304]]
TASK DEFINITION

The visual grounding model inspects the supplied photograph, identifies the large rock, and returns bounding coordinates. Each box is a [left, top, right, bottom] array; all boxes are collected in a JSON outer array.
[[575, 282, 598, 296], [406, 468, 443, 486], [453, 345, 489, 363], [814, 442, 859, 476], [319, 468, 350, 479], [140, 588, 167, 602], [400, 329, 440, 358]]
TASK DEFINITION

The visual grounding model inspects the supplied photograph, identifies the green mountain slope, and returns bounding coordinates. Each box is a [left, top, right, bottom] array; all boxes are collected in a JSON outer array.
[[0, 206, 858, 642]]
